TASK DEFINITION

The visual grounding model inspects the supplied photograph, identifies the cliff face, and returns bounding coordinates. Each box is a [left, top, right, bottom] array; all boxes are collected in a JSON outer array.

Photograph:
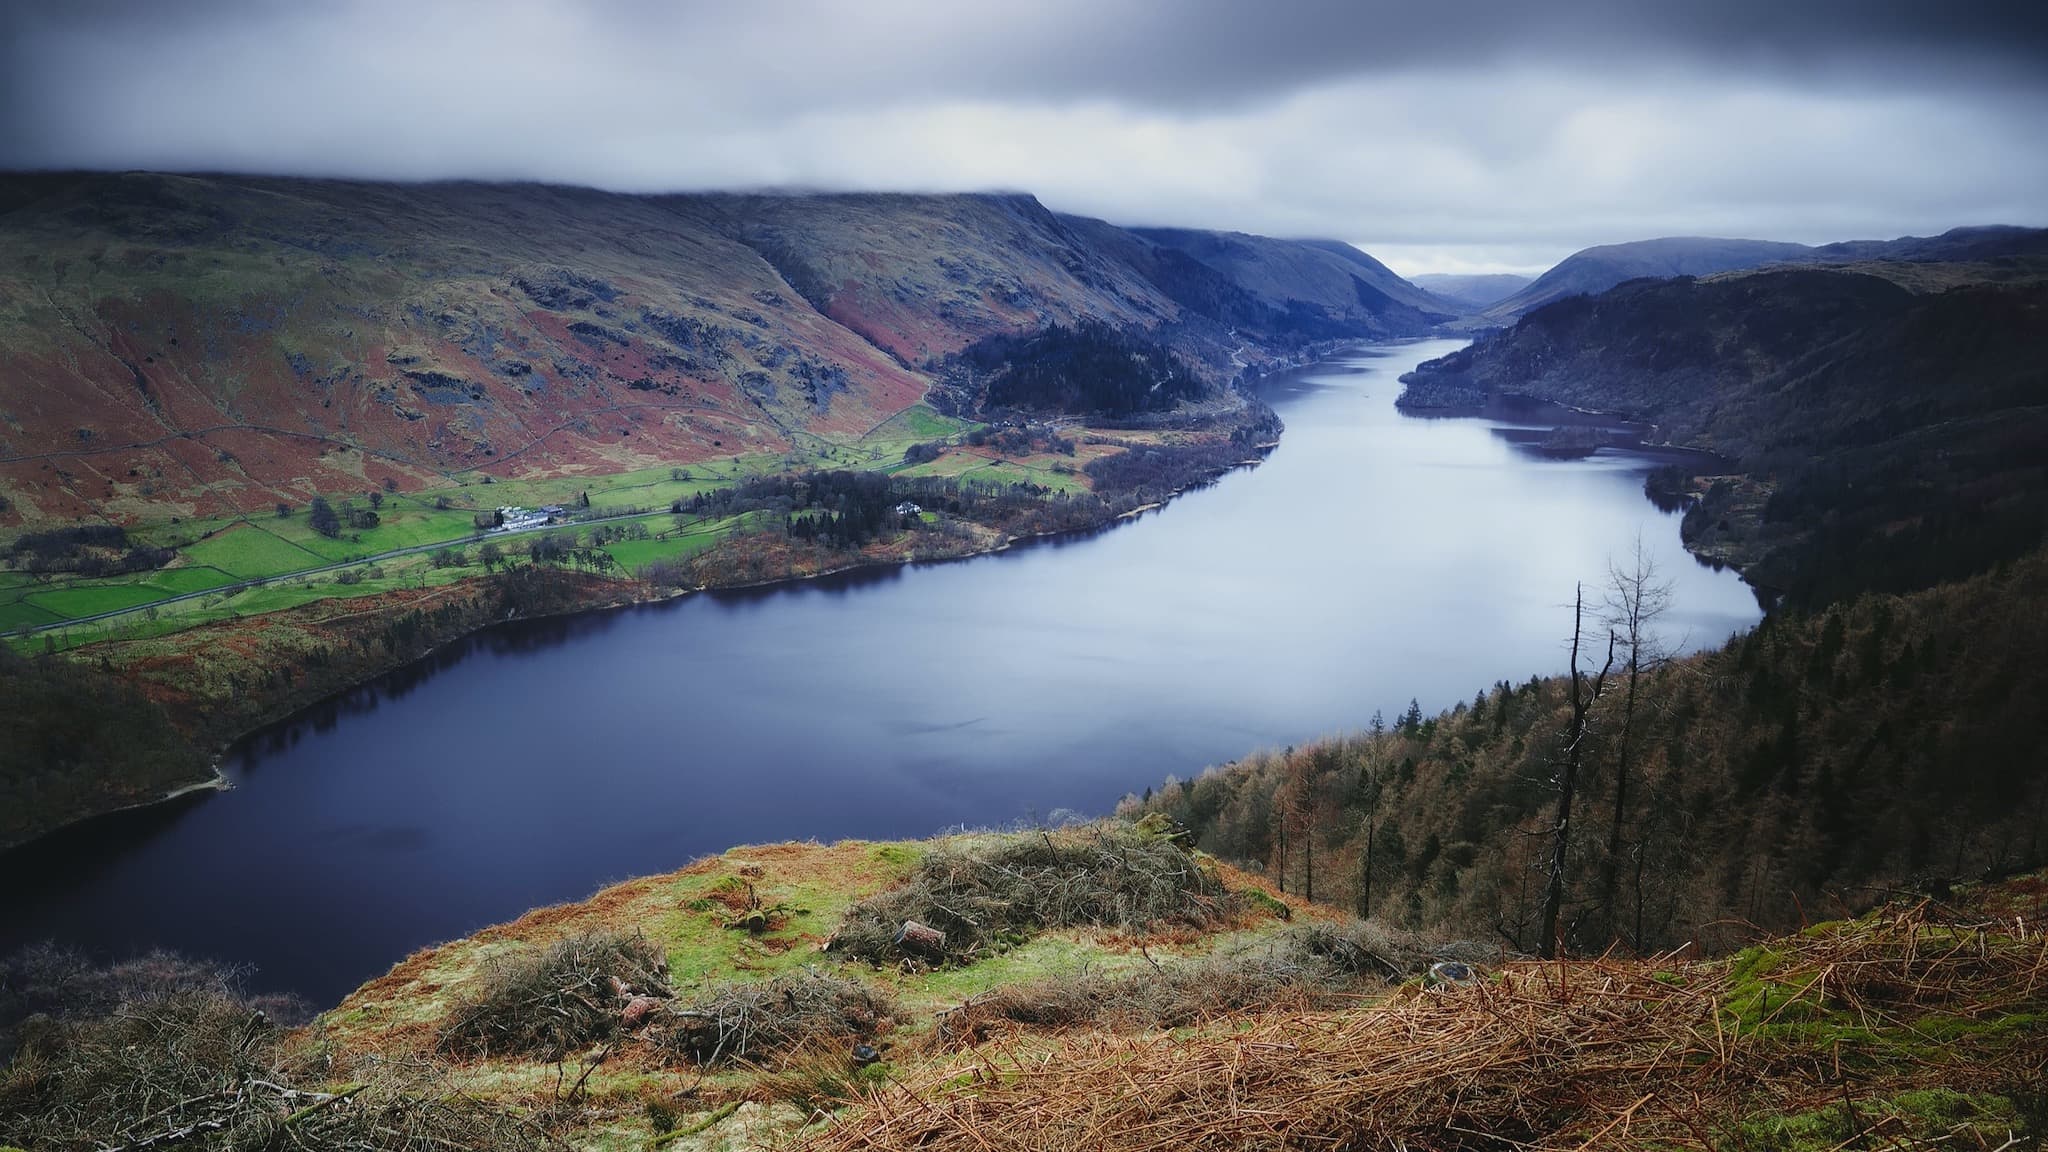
[[0, 175, 1449, 528]]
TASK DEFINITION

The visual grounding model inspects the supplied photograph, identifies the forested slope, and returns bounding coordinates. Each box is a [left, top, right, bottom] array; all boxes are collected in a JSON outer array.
[[1401, 265, 2048, 605], [1140, 552, 2048, 955], [1148, 258, 2048, 955]]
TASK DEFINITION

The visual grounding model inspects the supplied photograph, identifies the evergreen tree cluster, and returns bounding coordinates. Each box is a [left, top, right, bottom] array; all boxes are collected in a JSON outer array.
[[962, 321, 1212, 416]]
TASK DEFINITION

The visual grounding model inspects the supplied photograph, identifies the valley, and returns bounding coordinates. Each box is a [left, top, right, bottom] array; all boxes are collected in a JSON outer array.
[[0, 339, 1761, 1005], [7, 7, 2048, 1149], [2, 174, 2044, 1152]]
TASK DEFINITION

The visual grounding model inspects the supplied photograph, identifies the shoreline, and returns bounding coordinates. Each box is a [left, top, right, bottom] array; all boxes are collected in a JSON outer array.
[[3, 767, 233, 855], [3, 427, 1281, 854]]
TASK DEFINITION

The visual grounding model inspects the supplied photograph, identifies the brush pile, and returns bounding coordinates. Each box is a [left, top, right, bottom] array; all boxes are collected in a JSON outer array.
[[0, 950, 547, 1152], [810, 903, 2048, 1150], [935, 923, 1476, 1043], [830, 825, 1234, 965], [657, 970, 899, 1066], [437, 931, 671, 1060]]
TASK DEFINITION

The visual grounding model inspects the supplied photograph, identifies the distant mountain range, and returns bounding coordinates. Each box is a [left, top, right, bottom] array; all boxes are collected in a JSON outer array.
[[0, 173, 1450, 528], [1407, 273, 1530, 309], [4, 170, 2041, 533], [1482, 226, 2048, 320]]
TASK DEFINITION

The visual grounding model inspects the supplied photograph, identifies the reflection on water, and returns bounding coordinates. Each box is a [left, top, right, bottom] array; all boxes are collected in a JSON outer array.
[[0, 339, 1763, 1004]]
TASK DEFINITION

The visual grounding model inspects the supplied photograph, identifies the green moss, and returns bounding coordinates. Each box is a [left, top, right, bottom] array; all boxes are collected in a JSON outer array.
[[1909, 1011, 2043, 1044], [1239, 887, 1291, 921], [1727, 1089, 2017, 1151], [867, 842, 923, 869]]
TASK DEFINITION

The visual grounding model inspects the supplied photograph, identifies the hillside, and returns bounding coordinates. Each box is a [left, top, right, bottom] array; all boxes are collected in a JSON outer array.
[[6, 825, 2041, 1150], [1483, 236, 1816, 319], [1408, 272, 1530, 309], [1126, 226, 1462, 334], [1481, 226, 2048, 321], [0, 173, 1433, 531], [1140, 551, 2048, 955], [1402, 263, 2048, 605]]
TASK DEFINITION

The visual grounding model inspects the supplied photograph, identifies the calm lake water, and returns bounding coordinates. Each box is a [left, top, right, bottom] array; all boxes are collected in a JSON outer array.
[[0, 339, 1762, 1004]]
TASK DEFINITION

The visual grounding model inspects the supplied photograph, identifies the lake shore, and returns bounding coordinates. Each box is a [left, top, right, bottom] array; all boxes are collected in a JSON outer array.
[[3, 410, 1282, 852]]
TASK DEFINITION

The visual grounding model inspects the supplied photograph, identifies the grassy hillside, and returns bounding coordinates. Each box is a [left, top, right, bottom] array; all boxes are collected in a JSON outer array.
[[0, 174, 931, 526], [6, 825, 2041, 1150], [0, 173, 1427, 533]]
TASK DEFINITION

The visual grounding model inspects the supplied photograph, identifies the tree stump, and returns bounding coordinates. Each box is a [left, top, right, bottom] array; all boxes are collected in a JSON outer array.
[[894, 920, 946, 958]]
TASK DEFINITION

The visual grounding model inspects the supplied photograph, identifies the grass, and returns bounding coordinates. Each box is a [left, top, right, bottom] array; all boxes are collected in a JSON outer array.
[[264, 506, 486, 562], [812, 897, 2048, 1152], [602, 528, 729, 572], [25, 579, 201, 619], [2, 396, 1128, 649], [827, 822, 1236, 965], [305, 839, 2048, 1152], [0, 600, 61, 630], [304, 828, 1330, 1150], [179, 522, 328, 577], [19, 553, 480, 653], [894, 446, 1092, 494], [322, 832, 1322, 1051]]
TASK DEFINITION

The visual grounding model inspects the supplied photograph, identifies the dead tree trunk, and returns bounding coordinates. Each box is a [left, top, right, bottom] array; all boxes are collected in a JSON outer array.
[[1539, 583, 1615, 960], [1303, 785, 1317, 904], [1598, 543, 1669, 949]]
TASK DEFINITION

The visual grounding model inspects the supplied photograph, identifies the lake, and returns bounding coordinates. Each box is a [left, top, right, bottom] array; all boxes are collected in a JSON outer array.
[[0, 339, 1763, 1004]]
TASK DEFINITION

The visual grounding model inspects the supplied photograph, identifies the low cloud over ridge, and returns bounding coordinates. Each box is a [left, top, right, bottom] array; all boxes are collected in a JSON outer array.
[[3, 0, 2044, 273]]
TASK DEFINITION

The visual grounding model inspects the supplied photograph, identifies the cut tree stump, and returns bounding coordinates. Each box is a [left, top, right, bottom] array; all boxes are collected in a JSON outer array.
[[894, 920, 946, 958]]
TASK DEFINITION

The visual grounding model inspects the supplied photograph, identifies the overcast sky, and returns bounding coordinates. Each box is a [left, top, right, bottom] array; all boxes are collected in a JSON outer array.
[[3, 0, 2045, 274]]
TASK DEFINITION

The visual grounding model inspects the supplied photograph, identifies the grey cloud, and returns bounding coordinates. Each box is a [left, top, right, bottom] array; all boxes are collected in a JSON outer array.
[[0, 0, 2044, 273]]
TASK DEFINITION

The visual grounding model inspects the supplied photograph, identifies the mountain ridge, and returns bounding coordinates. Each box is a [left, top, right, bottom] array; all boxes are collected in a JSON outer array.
[[0, 173, 1448, 529], [1482, 225, 2048, 321], [1408, 272, 1530, 309], [1402, 261, 2048, 606]]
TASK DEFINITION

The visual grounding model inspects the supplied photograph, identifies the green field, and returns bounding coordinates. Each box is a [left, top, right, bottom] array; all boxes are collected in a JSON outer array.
[[263, 506, 486, 562], [897, 449, 1089, 494], [1, 405, 1058, 647], [0, 600, 62, 630], [23, 550, 479, 652], [142, 567, 242, 595], [27, 581, 196, 619], [180, 524, 328, 578], [602, 526, 730, 572]]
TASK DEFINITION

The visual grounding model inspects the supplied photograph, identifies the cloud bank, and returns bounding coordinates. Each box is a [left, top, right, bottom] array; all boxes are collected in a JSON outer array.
[[3, 0, 2044, 272]]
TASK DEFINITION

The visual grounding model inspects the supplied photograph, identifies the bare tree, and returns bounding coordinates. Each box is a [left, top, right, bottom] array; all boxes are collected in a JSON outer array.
[[1598, 538, 1674, 948], [1355, 750, 1384, 919], [1538, 582, 1616, 960]]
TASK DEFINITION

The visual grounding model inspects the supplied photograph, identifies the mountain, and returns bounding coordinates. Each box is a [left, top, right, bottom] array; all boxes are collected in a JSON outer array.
[[0, 173, 1435, 529], [1407, 272, 1530, 309], [1483, 236, 1815, 319], [1483, 226, 2048, 321], [1126, 226, 1463, 332], [1402, 262, 2048, 606], [1813, 224, 2048, 263]]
